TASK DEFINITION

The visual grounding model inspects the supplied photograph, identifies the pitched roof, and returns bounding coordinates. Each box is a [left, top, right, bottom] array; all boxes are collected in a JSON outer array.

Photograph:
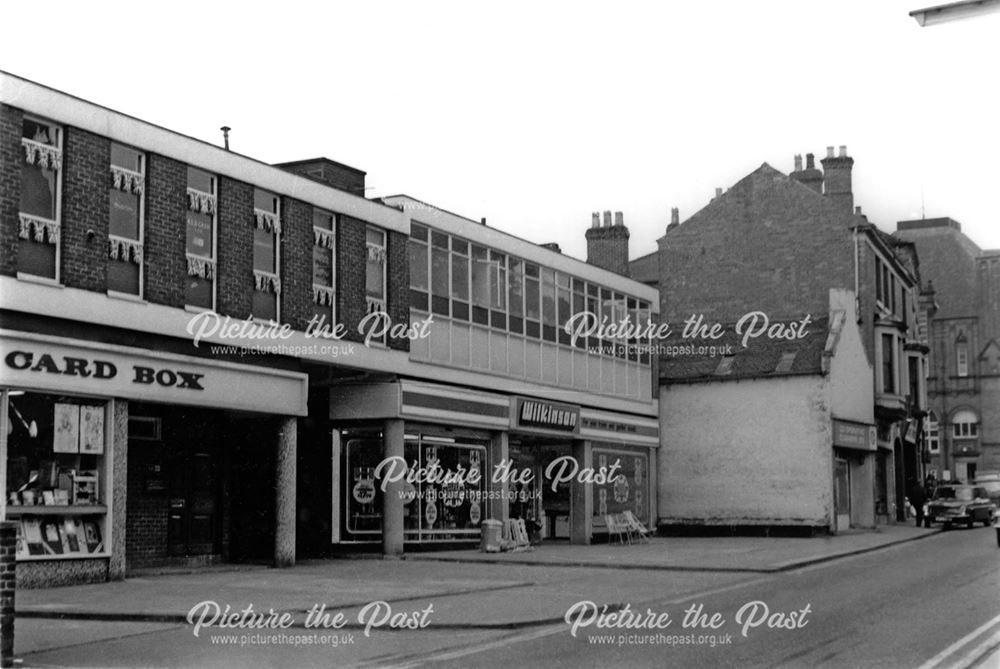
[[660, 316, 830, 384], [894, 220, 981, 319], [628, 250, 658, 286]]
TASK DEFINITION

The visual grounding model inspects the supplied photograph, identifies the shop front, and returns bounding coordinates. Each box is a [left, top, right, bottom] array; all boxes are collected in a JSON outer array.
[[0, 330, 307, 587], [832, 418, 877, 531], [328, 379, 658, 550]]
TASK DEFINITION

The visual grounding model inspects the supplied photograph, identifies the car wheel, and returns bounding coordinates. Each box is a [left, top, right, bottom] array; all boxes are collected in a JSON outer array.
[[966, 519, 974, 529], [923, 518, 931, 528], [985, 519, 992, 528], [943, 522, 952, 531]]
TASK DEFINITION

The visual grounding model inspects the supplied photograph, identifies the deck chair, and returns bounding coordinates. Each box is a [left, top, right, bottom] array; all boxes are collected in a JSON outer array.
[[622, 510, 652, 544], [606, 513, 631, 545]]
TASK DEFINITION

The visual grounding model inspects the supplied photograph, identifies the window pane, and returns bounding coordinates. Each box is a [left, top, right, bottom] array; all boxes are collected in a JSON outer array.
[[187, 167, 214, 193], [313, 244, 333, 286], [431, 247, 449, 299], [313, 209, 334, 230], [541, 269, 555, 326], [254, 189, 277, 212], [109, 190, 140, 239], [186, 211, 213, 257], [491, 251, 506, 310], [525, 276, 540, 320], [253, 229, 275, 272], [108, 259, 139, 294], [409, 241, 428, 290], [367, 228, 384, 246], [471, 246, 490, 308], [366, 259, 384, 299], [452, 254, 469, 300], [509, 260, 523, 318], [252, 291, 277, 321], [411, 223, 428, 242], [186, 276, 213, 309], [16, 239, 56, 279], [20, 164, 56, 219], [111, 144, 141, 171]]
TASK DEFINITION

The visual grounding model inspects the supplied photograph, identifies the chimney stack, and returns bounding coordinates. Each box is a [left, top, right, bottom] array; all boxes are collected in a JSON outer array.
[[790, 152, 824, 193], [666, 207, 680, 232], [586, 210, 630, 277], [821, 144, 854, 214]]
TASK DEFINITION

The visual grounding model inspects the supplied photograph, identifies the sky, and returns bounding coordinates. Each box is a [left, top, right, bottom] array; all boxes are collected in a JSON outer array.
[[2, 1, 998, 262]]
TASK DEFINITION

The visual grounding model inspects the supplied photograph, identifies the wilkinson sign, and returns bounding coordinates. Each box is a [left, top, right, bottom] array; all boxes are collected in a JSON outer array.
[[515, 398, 580, 433]]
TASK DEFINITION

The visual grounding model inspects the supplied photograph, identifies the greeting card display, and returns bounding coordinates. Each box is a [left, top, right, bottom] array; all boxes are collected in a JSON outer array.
[[80, 405, 105, 454], [53, 403, 80, 453]]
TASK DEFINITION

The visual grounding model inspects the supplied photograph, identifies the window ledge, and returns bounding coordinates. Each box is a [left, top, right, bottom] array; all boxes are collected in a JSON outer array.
[[16, 272, 62, 288], [107, 290, 146, 304], [185, 304, 215, 315]]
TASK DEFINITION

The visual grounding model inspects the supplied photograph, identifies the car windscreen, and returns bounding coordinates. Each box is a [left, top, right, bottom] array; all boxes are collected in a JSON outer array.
[[934, 487, 974, 501]]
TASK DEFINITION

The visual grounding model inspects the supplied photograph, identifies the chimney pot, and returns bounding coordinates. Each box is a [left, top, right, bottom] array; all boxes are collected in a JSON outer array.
[[671, 207, 679, 225], [592, 212, 600, 229], [826, 146, 834, 158], [794, 154, 803, 171], [481, 217, 487, 226], [603, 210, 612, 227], [806, 153, 815, 169], [839, 145, 847, 157], [855, 206, 862, 214], [614, 211, 623, 226], [715, 187, 723, 198]]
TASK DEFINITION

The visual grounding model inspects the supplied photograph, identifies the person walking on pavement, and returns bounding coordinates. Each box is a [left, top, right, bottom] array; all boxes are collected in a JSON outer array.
[[908, 479, 928, 528]]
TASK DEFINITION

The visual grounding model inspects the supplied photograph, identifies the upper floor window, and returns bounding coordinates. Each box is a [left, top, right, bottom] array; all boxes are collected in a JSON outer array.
[[880, 333, 896, 394], [365, 227, 387, 311], [408, 223, 429, 312], [875, 258, 897, 314], [952, 410, 978, 439], [185, 167, 217, 310], [956, 338, 969, 378], [107, 143, 145, 297], [927, 411, 939, 454], [18, 117, 62, 280], [251, 188, 280, 321], [312, 209, 337, 327]]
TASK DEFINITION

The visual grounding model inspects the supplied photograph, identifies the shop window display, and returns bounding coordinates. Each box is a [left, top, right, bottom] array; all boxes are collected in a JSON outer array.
[[342, 430, 487, 542], [4, 391, 108, 559]]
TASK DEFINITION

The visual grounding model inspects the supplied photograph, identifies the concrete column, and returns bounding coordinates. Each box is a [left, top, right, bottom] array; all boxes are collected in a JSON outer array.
[[382, 419, 405, 558], [570, 440, 593, 545], [109, 399, 128, 580], [489, 431, 510, 523], [274, 417, 297, 568]]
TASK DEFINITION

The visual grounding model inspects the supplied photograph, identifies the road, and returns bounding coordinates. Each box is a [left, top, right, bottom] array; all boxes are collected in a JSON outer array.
[[15, 526, 1000, 668]]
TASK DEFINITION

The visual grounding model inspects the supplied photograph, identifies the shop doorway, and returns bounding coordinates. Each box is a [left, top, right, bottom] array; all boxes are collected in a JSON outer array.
[[167, 444, 219, 556], [834, 458, 851, 531], [508, 440, 572, 541]]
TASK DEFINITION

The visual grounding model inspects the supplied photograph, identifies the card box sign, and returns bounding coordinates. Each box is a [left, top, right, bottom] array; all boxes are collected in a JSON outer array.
[[832, 419, 876, 452], [0, 334, 307, 416], [515, 398, 580, 433]]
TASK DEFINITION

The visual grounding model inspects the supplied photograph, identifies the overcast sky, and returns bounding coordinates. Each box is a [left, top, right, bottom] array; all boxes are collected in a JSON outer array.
[[2, 1, 998, 262]]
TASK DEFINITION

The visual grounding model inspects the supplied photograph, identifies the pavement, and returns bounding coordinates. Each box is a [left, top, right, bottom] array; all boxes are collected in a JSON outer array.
[[15, 524, 936, 628]]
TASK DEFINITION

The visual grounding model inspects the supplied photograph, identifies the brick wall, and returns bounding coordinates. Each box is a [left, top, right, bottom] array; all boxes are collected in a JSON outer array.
[[658, 165, 854, 327], [338, 215, 367, 344], [145, 154, 187, 308], [0, 105, 20, 277], [217, 177, 254, 318], [387, 229, 410, 352], [61, 127, 110, 292], [281, 196, 314, 332]]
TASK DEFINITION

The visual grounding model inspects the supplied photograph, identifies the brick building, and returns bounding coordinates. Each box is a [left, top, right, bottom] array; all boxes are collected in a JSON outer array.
[[641, 148, 931, 530], [1, 72, 661, 585], [895, 217, 1000, 481]]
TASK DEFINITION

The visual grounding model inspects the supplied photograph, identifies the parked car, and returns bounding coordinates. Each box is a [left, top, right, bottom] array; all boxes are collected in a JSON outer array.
[[924, 485, 996, 529], [973, 473, 1000, 507]]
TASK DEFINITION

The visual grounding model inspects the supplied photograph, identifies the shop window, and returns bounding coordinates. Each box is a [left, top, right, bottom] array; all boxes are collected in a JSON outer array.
[[524, 263, 540, 339], [107, 143, 145, 296], [508, 259, 524, 335], [557, 273, 571, 346], [251, 188, 281, 321], [4, 390, 110, 560], [490, 250, 507, 330], [185, 167, 217, 309], [365, 227, 388, 345], [342, 432, 487, 542], [592, 448, 649, 528], [18, 117, 62, 281], [429, 230, 449, 317], [450, 237, 469, 321], [409, 223, 429, 312], [471, 245, 491, 326], [311, 209, 337, 326], [927, 411, 939, 454], [952, 410, 978, 438]]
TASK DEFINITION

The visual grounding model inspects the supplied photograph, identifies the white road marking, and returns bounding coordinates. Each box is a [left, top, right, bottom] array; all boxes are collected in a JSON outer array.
[[350, 574, 776, 669], [916, 612, 1000, 669]]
